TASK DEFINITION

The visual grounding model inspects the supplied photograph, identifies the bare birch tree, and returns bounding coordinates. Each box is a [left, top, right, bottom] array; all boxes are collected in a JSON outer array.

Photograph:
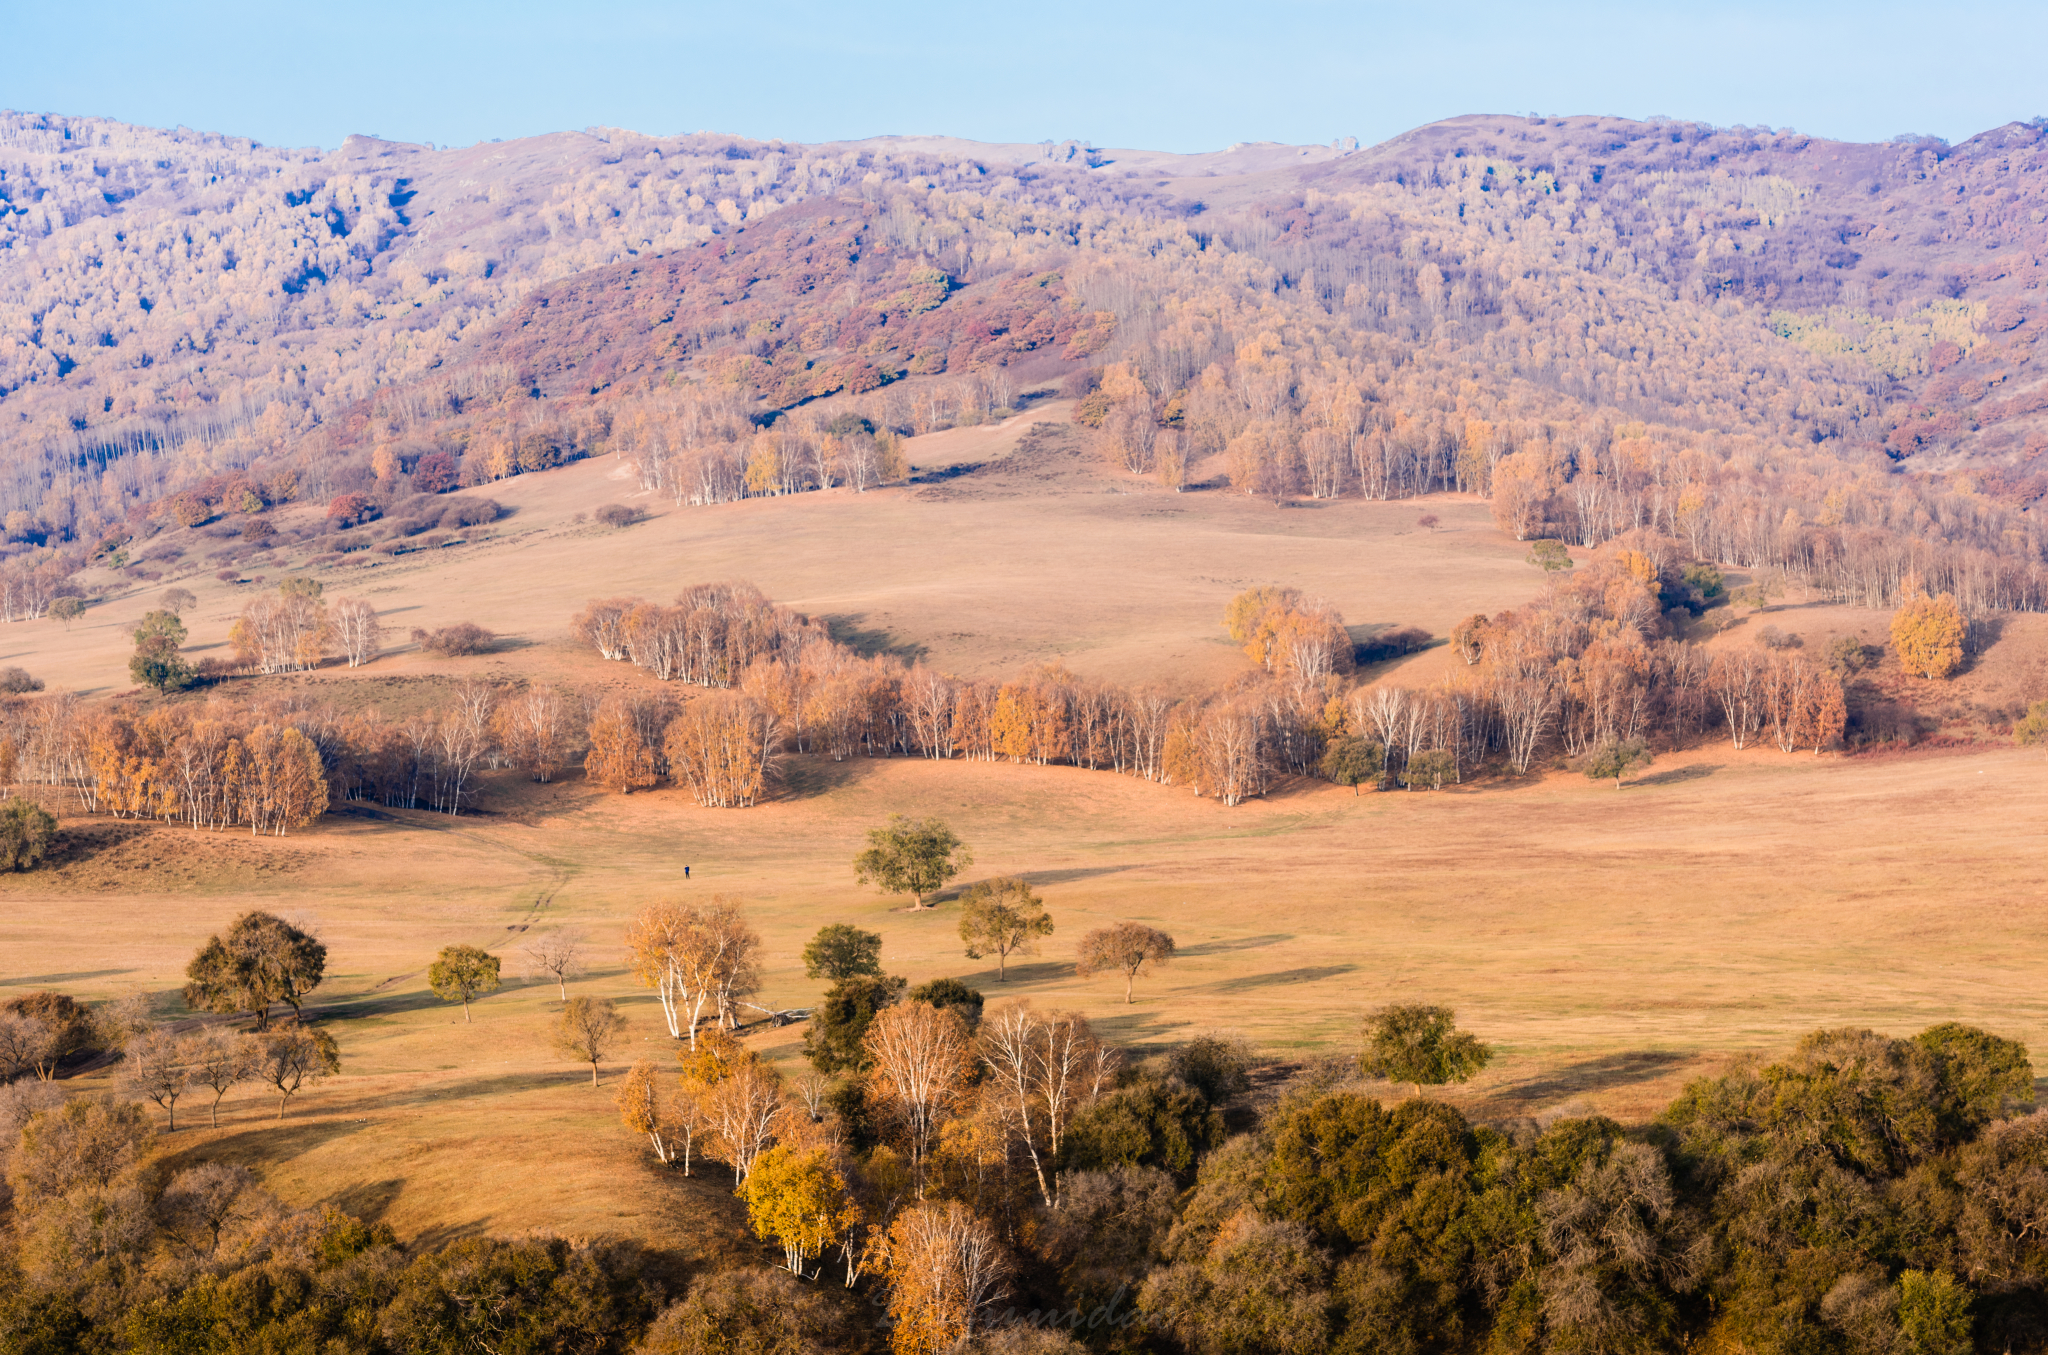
[[329, 597, 383, 667], [524, 928, 586, 1002], [865, 1001, 973, 1187]]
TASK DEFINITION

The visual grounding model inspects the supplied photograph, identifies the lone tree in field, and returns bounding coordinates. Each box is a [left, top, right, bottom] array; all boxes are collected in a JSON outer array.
[[553, 996, 627, 1086], [0, 797, 57, 871], [1584, 738, 1654, 789], [854, 814, 972, 908], [957, 877, 1053, 981], [1891, 588, 1967, 680], [523, 929, 586, 1002], [183, 911, 327, 1029], [427, 945, 502, 1022], [803, 924, 885, 982], [1361, 1004, 1492, 1097], [1321, 735, 1383, 794], [252, 1025, 340, 1119], [1526, 539, 1573, 573], [1075, 922, 1176, 1004], [129, 609, 195, 693]]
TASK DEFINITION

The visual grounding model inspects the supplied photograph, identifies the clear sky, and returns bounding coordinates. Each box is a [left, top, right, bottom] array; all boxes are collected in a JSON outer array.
[[8, 0, 2045, 154]]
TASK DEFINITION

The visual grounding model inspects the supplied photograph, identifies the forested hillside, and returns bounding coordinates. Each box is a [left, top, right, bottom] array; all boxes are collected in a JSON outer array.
[[3, 110, 2048, 606]]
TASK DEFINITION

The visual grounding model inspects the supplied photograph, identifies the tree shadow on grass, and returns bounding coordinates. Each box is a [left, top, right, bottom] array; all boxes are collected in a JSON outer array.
[[1631, 764, 1721, 788], [1086, 1007, 1183, 1056], [988, 864, 1145, 891], [1496, 1050, 1696, 1105], [335, 1069, 601, 1115], [822, 614, 928, 664], [5, 966, 137, 986], [158, 1115, 369, 1172], [1177, 934, 1292, 958], [46, 821, 154, 867], [1210, 965, 1358, 994], [332, 1177, 405, 1225], [770, 755, 884, 802], [977, 959, 1072, 986]]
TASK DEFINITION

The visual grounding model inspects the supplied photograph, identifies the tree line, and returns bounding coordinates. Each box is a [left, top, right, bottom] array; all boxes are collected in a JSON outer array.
[[566, 556, 1878, 813]]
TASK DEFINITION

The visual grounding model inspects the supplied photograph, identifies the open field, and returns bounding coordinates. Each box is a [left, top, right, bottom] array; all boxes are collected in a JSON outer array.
[[4, 413, 2046, 1259], [12, 407, 1531, 695], [5, 734, 2045, 1249]]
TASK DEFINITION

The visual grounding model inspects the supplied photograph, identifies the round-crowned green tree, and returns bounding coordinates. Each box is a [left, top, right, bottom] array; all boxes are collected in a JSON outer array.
[[427, 945, 502, 1023], [1360, 1004, 1492, 1097]]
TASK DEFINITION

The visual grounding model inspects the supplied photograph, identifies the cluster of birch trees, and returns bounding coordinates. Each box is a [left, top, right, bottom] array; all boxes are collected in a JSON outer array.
[[572, 543, 1857, 811]]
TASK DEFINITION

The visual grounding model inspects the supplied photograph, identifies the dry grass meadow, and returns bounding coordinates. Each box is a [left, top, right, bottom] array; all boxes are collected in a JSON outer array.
[[2, 412, 2044, 1255]]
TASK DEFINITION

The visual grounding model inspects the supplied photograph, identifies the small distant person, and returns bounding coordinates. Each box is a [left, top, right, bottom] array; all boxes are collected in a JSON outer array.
[[684, 865, 691, 879]]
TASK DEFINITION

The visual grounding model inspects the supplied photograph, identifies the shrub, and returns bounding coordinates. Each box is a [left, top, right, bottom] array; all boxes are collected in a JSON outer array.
[[326, 493, 378, 527], [216, 568, 241, 582], [0, 797, 56, 871], [1061, 1071, 1225, 1178], [411, 622, 496, 657], [1169, 1035, 1254, 1105], [639, 1268, 852, 1355], [0, 666, 44, 694], [1756, 624, 1801, 650], [439, 498, 501, 529], [1829, 634, 1876, 674], [593, 503, 642, 528], [1681, 561, 1725, 598], [240, 518, 276, 543]]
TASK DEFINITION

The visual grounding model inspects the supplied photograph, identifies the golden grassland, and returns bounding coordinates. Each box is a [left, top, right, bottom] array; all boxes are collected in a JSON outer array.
[[1, 414, 2044, 1255], [4, 736, 2045, 1250], [11, 405, 1535, 694]]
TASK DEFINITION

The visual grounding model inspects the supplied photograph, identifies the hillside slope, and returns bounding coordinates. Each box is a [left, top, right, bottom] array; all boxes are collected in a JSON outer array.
[[1, 110, 2045, 598]]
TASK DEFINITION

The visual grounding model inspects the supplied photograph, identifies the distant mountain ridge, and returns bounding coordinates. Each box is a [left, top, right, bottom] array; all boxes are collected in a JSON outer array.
[[0, 109, 2045, 559]]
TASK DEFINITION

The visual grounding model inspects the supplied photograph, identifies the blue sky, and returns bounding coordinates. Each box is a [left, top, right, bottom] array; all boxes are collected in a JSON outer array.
[[9, 0, 2045, 152]]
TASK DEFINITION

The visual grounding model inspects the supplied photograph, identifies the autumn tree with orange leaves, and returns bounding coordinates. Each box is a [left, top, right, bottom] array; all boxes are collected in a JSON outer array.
[[1891, 587, 1967, 680]]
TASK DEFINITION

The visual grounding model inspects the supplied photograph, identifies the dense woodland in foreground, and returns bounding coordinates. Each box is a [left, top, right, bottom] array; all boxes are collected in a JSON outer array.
[[3, 904, 2046, 1355]]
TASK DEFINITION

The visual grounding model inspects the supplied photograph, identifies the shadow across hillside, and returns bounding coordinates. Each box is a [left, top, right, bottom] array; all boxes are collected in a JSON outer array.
[[1211, 964, 1358, 993], [772, 756, 887, 801], [5, 966, 136, 986], [822, 613, 927, 662], [1632, 763, 1721, 788], [46, 821, 154, 867], [1178, 934, 1292, 957], [1496, 1050, 1696, 1105]]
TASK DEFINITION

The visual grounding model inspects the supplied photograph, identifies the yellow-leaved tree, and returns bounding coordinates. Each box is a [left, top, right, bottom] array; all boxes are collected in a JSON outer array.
[[1890, 588, 1966, 679], [741, 1143, 860, 1275]]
